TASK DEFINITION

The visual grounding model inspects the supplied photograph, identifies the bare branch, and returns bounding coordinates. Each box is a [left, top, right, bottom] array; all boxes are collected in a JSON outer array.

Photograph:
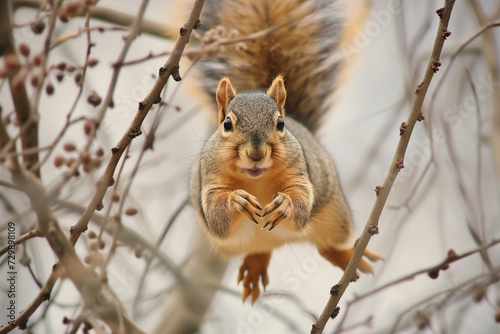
[[12, 0, 177, 40], [0, 0, 39, 174], [311, 1, 457, 332]]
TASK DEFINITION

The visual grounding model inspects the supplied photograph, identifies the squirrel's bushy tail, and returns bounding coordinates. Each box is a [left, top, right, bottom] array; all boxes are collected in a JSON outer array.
[[198, 0, 345, 132]]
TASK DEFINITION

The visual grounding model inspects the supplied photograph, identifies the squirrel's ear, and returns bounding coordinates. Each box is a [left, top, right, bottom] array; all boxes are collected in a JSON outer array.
[[267, 75, 287, 117], [216, 77, 236, 124]]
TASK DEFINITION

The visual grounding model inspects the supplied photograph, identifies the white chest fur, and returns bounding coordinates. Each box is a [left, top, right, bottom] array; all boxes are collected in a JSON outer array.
[[213, 215, 307, 255]]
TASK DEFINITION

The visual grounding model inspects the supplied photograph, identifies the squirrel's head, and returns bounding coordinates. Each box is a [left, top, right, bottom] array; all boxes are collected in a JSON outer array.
[[215, 75, 287, 179]]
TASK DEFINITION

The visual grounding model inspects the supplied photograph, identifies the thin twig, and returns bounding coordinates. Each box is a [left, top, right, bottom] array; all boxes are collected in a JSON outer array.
[[12, 0, 178, 40], [387, 268, 500, 333], [116, 12, 315, 68], [344, 239, 500, 307], [0, 229, 42, 257], [50, 26, 127, 49]]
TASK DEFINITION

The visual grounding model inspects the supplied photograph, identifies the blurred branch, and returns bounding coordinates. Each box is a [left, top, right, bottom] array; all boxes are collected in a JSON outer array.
[[311, 1, 457, 333], [465, 69, 494, 272], [153, 230, 227, 334], [12, 0, 178, 40], [2, 167, 145, 334], [50, 26, 127, 49], [0, 0, 39, 175], [0, 228, 42, 256], [133, 197, 189, 315], [468, 0, 500, 201], [31, 10, 93, 173], [387, 267, 500, 333], [343, 239, 500, 312], [55, 199, 181, 279]]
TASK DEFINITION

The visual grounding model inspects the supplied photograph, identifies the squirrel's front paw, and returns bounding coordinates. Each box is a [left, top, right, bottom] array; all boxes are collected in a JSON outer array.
[[228, 190, 263, 224], [237, 252, 271, 303], [261, 192, 292, 231]]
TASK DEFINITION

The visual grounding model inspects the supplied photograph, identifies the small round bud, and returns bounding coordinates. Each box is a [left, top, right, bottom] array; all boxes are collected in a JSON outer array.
[[87, 91, 102, 107], [45, 83, 55, 95], [30, 74, 40, 87], [56, 62, 67, 71], [74, 72, 82, 85], [61, 2, 82, 19], [87, 58, 99, 67], [83, 120, 94, 135], [53, 155, 65, 167], [18, 43, 30, 57], [125, 207, 138, 216], [63, 142, 76, 152], [30, 18, 46, 34], [95, 147, 104, 157], [66, 64, 76, 73], [216, 25, 226, 35], [33, 53, 45, 66], [428, 269, 439, 279], [236, 42, 247, 52], [111, 192, 120, 202]]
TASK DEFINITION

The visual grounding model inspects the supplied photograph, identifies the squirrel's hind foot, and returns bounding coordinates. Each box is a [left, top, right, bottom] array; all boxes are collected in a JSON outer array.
[[319, 246, 383, 274], [237, 252, 272, 303]]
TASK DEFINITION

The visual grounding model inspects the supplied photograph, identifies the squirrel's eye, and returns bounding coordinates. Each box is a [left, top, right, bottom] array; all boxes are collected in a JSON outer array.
[[276, 117, 285, 131], [223, 117, 233, 131]]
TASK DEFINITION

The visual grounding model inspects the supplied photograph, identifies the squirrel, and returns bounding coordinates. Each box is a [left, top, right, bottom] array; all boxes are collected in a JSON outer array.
[[190, 0, 382, 303]]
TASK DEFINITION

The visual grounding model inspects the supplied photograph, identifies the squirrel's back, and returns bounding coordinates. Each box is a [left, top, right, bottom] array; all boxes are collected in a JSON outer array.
[[198, 0, 346, 131]]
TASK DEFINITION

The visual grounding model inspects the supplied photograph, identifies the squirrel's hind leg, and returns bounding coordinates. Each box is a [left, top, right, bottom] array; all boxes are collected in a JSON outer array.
[[237, 252, 272, 303], [318, 247, 383, 274]]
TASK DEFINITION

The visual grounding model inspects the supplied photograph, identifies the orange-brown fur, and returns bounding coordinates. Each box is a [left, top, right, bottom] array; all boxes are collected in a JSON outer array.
[[191, 0, 381, 303], [199, 0, 345, 131]]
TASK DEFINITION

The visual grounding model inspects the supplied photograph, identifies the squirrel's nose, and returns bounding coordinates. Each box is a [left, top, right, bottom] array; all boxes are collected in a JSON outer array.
[[246, 148, 266, 162]]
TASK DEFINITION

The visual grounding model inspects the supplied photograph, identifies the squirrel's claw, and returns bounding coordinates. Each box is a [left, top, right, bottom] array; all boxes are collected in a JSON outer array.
[[263, 211, 285, 231], [237, 201, 260, 224], [261, 192, 291, 231], [238, 252, 271, 304], [242, 207, 259, 224], [229, 189, 263, 224]]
